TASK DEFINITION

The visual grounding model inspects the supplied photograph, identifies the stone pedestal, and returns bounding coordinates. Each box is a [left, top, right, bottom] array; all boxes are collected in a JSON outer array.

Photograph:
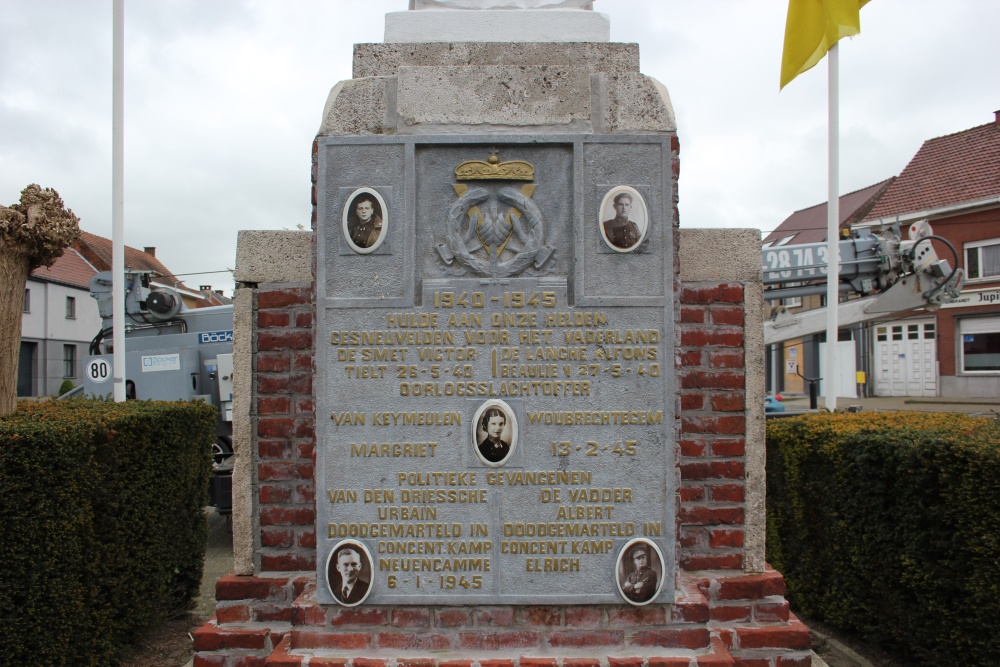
[[195, 20, 808, 667]]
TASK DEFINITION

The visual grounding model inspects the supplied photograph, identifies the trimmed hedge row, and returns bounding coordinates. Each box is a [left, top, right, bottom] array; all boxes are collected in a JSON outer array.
[[0, 399, 215, 666], [766, 411, 1000, 666]]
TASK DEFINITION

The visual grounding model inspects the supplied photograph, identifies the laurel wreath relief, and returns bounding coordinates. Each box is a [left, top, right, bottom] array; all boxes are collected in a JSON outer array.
[[439, 186, 554, 278]]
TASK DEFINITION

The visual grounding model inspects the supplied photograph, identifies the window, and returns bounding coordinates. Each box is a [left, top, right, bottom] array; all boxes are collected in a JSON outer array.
[[23, 289, 30, 313], [876, 326, 887, 342], [63, 345, 77, 378], [65, 296, 76, 319], [965, 237, 1000, 282], [960, 316, 1000, 373], [782, 295, 802, 308]]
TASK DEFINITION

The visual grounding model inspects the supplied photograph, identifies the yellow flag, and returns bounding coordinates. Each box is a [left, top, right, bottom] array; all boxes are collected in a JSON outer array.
[[780, 0, 870, 89]]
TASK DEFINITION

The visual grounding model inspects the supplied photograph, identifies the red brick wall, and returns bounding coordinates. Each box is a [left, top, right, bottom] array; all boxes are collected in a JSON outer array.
[[255, 285, 317, 574], [677, 283, 747, 573]]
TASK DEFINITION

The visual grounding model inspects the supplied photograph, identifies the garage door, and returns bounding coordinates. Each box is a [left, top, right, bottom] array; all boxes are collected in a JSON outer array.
[[873, 319, 937, 397]]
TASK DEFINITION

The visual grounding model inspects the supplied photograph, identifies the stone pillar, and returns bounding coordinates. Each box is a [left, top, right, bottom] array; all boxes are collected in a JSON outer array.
[[195, 6, 809, 666]]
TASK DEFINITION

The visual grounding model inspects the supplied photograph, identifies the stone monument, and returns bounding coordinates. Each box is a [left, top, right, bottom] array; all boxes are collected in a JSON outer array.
[[196, 3, 810, 665]]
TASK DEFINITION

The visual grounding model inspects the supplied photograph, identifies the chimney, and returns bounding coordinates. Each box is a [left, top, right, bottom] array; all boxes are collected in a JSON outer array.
[[995, 110, 1000, 126], [199, 285, 212, 292], [144, 246, 156, 257]]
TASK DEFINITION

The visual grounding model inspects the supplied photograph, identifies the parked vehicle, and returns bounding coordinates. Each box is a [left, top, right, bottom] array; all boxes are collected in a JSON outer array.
[[80, 270, 234, 512]]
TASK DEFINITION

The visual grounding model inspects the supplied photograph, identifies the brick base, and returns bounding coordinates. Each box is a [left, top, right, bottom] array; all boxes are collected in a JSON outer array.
[[194, 569, 810, 667]]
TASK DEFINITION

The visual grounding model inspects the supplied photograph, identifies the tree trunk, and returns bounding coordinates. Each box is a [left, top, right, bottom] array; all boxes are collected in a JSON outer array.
[[0, 247, 30, 416]]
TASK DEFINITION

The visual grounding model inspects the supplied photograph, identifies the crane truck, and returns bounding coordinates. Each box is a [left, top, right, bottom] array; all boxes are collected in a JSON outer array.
[[80, 270, 235, 512]]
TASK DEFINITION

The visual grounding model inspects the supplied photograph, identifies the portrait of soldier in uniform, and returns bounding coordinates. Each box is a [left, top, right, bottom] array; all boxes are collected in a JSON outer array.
[[599, 186, 648, 252], [342, 188, 387, 253], [327, 541, 372, 606], [473, 400, 517, 466], [617, 539, 662, 605]]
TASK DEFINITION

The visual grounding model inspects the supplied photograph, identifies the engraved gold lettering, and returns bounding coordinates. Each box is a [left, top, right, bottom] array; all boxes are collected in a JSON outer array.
[[377, 506, 438, 520], [376, 540, 443, 554], [331, 412, 365, 425], [485, 471, 593, 486], [332, 330, 456, 346], [377, 557, 490, 572], [525, 346, 587, 361], [555, 505, 615, 520], [525, 557, 580, 572], [561, 329, 659, 344], [447, 540, 491, 554], [544, 312, 608, 327], [363, 489, 395, 503], [500, 540, 568, 554], [371, 412, 462, 426], [399, 380, 590, 397], [570, 539, 614, 554], [446, 313, 483, 327], [397, 472, 477, 486], [566, 488, 633, 503], [329, 523, 463, 539], [416, 347, 477, 362], [387, 313, 438, 328], [526, 410, 663, 425], [344, 365, 387, 379], [327, 489, 358, 503], [399, 489, 488, 503], [361, 347, 408, 362], [350, 442, 438, 457], [501, 522, 635, 537]]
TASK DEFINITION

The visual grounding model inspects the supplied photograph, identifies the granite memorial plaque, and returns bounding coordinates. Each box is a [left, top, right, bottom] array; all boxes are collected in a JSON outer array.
[[316, 135, 676, 605]]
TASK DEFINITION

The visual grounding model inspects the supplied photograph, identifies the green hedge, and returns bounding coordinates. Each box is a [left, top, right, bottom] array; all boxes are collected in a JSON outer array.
[[0, 399, 215, 666], [766, 412, 1000, 666]]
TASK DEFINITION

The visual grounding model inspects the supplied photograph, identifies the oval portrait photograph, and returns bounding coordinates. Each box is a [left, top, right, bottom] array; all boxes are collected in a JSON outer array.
[[599, 186, 648, 252], [615, 538, 665, 606], [326, 539, 374, 607], [342, 187, 387, 254], [472, 399, 518, 467]]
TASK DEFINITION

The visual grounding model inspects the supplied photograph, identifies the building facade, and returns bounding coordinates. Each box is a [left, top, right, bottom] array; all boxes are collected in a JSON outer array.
[[19, 249, 102, 397], [763, 112, 1000, 399], [857, 112, 1000, 398]]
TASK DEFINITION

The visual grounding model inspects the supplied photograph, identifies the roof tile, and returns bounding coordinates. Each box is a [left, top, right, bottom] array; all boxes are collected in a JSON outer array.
[[863, 121, 1000, 221], [30, 248, 98, 290], [75, 230, 191, 291]]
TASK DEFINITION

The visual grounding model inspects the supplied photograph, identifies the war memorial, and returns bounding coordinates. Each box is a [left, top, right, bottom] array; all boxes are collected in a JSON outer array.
[[195, 2, 810, 665]]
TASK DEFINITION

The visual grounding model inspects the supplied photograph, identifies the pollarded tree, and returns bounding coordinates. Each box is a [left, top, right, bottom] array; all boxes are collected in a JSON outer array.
[[0, 185, 80, 415]]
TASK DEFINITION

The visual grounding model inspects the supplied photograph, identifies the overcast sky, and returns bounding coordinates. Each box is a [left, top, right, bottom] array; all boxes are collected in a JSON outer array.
[[2, 1, 997, 294]]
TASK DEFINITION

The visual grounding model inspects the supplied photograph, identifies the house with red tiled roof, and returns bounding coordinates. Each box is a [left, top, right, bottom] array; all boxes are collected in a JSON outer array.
[[762, 180, 893, 396], [19, 231, 203, 397], [74, 231, 211, 309], [854, 111, 1000, 398], [19, 248, 103, 397]]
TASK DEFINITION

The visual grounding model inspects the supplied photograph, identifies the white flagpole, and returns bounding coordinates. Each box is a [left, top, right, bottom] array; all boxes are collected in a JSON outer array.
[[112, 0, 126, 402], [824, 42, 840, 411]]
